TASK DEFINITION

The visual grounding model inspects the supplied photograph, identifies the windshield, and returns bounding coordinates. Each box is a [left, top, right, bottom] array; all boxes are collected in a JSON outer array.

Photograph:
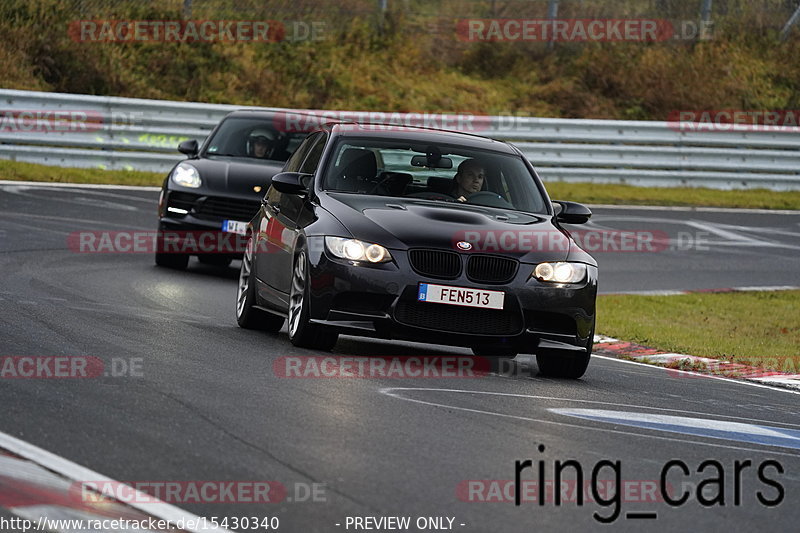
[[203, 116, 309, 162], [322, 137, 548, 214]]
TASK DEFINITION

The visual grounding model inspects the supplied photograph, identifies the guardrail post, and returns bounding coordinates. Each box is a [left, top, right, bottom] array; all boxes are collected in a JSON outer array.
[[699, 0, 713, 40], [377, 0, 388, 33], [547, 0, 559, 50]]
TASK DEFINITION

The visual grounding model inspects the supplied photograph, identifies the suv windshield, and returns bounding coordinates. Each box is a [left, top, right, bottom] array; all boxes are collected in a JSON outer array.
[[203, 116, 309, 162], [322, 137, 547, 214]]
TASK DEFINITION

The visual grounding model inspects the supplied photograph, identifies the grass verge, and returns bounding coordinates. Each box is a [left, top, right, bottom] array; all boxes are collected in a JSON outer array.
[[0, 160, 163, 187], [544, 181, 800, 210], [597, 291, 800, 374], [2, 159, 799, 210]]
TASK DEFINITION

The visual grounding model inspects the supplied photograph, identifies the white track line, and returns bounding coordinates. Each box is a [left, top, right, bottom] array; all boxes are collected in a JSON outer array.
[[0, 180, 160, 191], [0, 431, 230, 532], [2, 182, 799, 213], [592, 355, 800, 396], [588, 204, 800, 215]]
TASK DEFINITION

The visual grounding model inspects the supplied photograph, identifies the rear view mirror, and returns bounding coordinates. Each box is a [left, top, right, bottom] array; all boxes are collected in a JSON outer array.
[[553, 201, 592, 224], [411, 155, 452, 169], [178, 139, 199, 157]]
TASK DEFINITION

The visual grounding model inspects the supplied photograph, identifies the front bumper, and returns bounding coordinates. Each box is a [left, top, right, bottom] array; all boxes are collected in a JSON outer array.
[[158, 217, 248, 258], [304, 237, 597, 354], [157, 188, 260, 257]]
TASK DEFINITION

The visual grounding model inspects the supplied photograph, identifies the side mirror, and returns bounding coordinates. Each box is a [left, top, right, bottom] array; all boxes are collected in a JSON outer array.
[[553, 200, 592, 224], [271, 172, 310, 194], [178, 139, 199, 157]]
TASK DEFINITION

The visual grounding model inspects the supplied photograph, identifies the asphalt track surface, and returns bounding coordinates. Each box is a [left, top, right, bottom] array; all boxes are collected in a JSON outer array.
[[0, 183, 798, 532]]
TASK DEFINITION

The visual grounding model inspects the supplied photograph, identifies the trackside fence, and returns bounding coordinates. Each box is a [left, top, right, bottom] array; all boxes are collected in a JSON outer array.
[[1, 89, 799, 190]]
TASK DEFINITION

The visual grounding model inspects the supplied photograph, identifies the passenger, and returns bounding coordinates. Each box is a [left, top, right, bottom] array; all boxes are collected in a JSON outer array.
[[450, 159, 485, 202]]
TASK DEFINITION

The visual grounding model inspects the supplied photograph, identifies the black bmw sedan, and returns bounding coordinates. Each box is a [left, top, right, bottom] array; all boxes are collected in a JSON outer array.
[[156, 110, 313, 269], [236, 123, 598, 378]]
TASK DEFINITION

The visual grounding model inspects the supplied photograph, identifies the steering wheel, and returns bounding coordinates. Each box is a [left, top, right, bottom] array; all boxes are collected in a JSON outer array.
[[405, 191, 457, 202], [465, 191, 514, 208]]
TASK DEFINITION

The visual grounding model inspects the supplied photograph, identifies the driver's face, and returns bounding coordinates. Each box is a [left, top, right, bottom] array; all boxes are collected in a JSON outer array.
[[253, 141, 269, 158], [457, 166, 485, 193]]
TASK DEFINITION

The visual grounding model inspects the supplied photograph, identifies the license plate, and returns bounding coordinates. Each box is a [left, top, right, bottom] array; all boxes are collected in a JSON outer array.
[[418, 283, 504, 310], [222, 220, 248, 235]]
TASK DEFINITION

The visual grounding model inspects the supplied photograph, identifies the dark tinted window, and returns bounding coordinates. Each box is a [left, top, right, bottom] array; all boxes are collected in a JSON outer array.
[[284, 132, 322, 172], [299, 133, 327, 174], [203, 116, 309, 162], [322, 137, 547, 214]]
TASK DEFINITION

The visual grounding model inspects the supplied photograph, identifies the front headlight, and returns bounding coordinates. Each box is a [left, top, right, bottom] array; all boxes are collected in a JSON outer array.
[[532, 262, 587, 284], [325, 237, 392, 263], [171, 163, 201, 188]]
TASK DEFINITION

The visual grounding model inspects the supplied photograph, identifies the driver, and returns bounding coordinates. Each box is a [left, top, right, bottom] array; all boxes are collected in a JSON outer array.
[[247, 129, 277, 159], [450, 158, 485, 202]]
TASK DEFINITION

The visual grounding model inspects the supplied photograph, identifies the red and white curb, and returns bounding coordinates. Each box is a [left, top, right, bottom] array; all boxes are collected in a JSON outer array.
[[593, 335, 800, 390], [0, 432, 229, 532], [606, 285, 800, 296], [594, 285, 800, 388]]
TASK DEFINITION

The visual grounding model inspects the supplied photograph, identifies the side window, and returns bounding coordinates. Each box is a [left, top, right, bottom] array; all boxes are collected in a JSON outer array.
[[299, 133, 327, 174], [284, 132, 320, 173], [265, 184, 281, 207]]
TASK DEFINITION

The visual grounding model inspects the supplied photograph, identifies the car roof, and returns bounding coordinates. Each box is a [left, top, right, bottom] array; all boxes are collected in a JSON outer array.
[[221, 112, 517, 153], [326, 122, 515, 153]]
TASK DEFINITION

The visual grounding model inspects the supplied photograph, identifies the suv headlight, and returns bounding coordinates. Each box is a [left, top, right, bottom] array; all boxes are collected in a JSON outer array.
[[325, 237, 392, 263], [171, 163, 201, 188], [532, 262, 587, 284]]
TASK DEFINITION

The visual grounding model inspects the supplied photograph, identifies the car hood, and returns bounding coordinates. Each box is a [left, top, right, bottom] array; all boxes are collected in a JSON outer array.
[[321, 193, 579, 263], [181, 157, 283, 199]]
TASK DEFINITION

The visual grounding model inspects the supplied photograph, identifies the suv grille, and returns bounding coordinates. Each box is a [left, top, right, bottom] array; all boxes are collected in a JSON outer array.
[[408, 249, 461, 279], [195, 197, 261, 222], [394, 300, 523, 335], [167, 191, 199, 212], [466, 255, 518, 284]]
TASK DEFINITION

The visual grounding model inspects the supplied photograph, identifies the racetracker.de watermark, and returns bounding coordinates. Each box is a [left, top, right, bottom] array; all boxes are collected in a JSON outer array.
[[457, 479, 667, 503], [273, 356, 492, 378], [455, 19, 711, 42], [0, 110, 102, 133], [667, 110, 800, 132], [68, 231, 250, 254], [71, 480, 286, 504], [68, 230, 711, 254], [0, 356, 142, 378], [70, 480, 327, 504], [272, 110, 493, 133], [665, 357, 799, 379], [69, 20, 325, 43], [0, 109, 145, 134], [452, 229, 673, 253]]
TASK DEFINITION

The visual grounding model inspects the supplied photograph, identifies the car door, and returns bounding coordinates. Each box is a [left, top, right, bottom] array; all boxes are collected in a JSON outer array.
[[273, 132, 328, 294], [255, 132, 326, 295]]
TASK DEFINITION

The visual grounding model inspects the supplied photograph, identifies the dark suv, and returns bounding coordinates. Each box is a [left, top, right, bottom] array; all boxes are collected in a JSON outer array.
[[156, 110, 313, 269]]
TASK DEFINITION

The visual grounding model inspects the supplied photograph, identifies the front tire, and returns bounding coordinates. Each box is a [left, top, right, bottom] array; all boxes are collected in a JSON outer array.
[[236, 237, 284, 332], [288, 250, 338, 350]]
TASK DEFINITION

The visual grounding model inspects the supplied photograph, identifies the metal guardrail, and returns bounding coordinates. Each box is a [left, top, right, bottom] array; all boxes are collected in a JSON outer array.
[[1, 89, 799, 190]]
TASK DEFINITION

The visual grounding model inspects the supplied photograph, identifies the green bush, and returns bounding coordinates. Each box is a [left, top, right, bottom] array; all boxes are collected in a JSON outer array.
[[1, 0, 799, 118]]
